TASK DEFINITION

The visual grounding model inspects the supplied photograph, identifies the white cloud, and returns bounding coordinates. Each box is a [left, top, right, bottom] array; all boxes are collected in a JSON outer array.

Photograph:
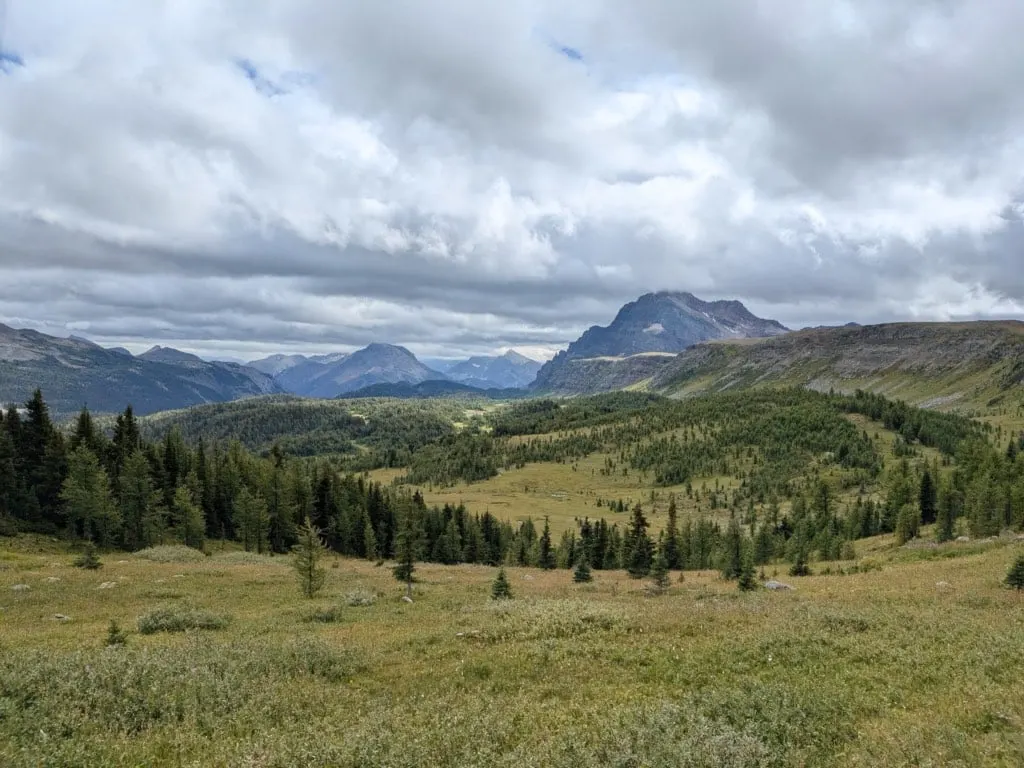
[[1, 0, 1024, 359]]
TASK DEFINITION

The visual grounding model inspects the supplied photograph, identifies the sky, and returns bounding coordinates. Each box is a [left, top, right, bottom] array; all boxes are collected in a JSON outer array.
[[2, 1, 1024, 362]]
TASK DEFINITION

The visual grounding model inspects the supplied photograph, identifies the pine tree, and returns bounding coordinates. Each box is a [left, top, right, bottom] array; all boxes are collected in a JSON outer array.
[[573, 553, 593, 583], [60, 446, 120, 546], [789, 547, 811, 577], [538, 516, 556, 569], [919, 469, 938, 525], [1005, 555, 1024, 591], [393, 506, 420, 599], [662, 494, 681, 569], [625, 504, 653, 578], [491, 567, 513, 599], [737, 550, 757, 591], [363, 517, 379, 562], [895, 503, 921, 545], [935, 481, 956, 543], [105, 619, 127, 647], [292, 516, 326, 599], [648, 544, 670, 595], [720, 513, 744, 579], [118, 449, 161, 551], [74, 541, 102, 570], [234, 486, 270, 553], [171, 485, 205, 550]]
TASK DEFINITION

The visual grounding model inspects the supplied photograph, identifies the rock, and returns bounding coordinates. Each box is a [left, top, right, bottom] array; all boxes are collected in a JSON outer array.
[[97, 581, 117, 590], [935, 581, 952, 589], [11, 584, 30, 592], [955, 536, 971, 543], [521, 574, 535, 581], [44, 576, 61, 583], [401, 595, 413, 603], [52, 614, 71, 621], [764, 580, 794, 591]]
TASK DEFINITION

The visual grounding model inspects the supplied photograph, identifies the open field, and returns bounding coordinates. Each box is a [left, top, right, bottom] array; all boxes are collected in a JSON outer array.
[[3, 534, 1024, 766]]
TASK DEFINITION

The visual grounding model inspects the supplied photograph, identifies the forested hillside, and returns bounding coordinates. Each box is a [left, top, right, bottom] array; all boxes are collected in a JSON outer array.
[[4, 386, 1022, 580]]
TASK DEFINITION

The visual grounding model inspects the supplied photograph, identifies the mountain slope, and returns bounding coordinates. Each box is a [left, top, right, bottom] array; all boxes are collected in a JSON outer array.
[[445, 350, 541, 389], [652, 321, 1024, 410], [533, 292, 788, 392], [0, 325, 283, 415]]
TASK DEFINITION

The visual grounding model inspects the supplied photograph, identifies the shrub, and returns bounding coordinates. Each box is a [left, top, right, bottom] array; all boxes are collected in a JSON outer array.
[[105, 619, 127, 646], [137, 606, 229, 634], [74, 542, 102, 570], [491, 568, 513, 600], [345, 588, 377, 607], [307, 606, 344, 623]]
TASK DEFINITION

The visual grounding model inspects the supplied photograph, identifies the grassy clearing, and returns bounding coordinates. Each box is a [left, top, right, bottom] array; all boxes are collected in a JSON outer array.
[[2, 534, 1024, 766]]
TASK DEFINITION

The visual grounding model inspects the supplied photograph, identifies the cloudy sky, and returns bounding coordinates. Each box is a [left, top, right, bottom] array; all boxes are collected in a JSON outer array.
[[2, 0, 1024, 362]]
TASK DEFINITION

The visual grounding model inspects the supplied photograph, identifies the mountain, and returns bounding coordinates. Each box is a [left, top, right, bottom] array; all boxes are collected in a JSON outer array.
[[266, 343, 446, 398], [532, 292, 789, 391], [0, 325, 283, 415], [247, 353, 309, 376], [444, 350, 542, 389]]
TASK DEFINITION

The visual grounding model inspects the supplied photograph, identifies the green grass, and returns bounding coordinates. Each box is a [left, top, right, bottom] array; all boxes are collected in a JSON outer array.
[[3, 534, 1024, 766]]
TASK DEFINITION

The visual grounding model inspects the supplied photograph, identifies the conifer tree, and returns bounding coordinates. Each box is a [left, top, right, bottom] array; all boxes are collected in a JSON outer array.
[[663, 494, 681, 569], [74, 541, 102, 570], [737, 550, 757, 591], [292, 516, 327, 598], [118, 449, 162, 551], [648, 544, 670, 595], [491, 567, 513, 599], [1005, 555, 1024, 591], [935, 481, 956, 543], [625, 504, 653, 578], [919, 469, 938, 525], [60, 446, 120, 545], [393, 506, 421, 598], [538, 516, 556, 569], [234, 486, 270, 553], [364, 517, 379, 562], [105, 619, 127, 647], [895, 503, 921, 545], [573, 552, 593, 583], [789, 546, 811, 577], [720, 514, 744, 579], [172, 486, 205, 550]]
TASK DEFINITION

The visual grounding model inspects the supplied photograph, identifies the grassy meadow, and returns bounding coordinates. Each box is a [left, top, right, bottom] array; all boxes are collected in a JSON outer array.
[[3, 533, 1024, 767]]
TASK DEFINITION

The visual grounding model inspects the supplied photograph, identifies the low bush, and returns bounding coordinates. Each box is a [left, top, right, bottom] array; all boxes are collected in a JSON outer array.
[[134, 546, 207, 564], [137, 606, 229, 634]]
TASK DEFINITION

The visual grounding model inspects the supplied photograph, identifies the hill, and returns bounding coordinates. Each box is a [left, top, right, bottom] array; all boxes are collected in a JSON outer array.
[[343, 379, 527, 399], [0, 325, 281, 415], [654, 321, 1024, 410], [533, 292, 788, 391]]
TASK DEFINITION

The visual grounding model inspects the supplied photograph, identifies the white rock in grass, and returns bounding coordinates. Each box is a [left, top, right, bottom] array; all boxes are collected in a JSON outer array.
[[52, 614, 71, 621], [44, 576, 61, 583], [97, 581, 117, 590], [764, 580, 794, 591], [11, 584, 30, 592]]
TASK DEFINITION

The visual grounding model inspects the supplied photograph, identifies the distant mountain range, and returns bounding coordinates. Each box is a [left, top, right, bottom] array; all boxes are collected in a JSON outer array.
[[532, 291, 788, 391], [249, 347, 541, 397], [0, 326, 281, 415]]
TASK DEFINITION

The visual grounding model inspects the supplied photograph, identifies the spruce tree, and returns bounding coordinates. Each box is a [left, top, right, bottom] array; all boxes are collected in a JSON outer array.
[[573, 553, 593, 583], [919, 469, 938, 525], [625, 504, 653, 578], [1005, 555, 1024, 591], [292, 516, 327, 599], [234, 487, 270, 554], [363, 517, 379, 562], [720, 514, 744, 579], [172, 485, 205, 551], [60, 446, 120, 546], [393, 506, 420, 599], [895, 503, 921, 545], [74, 541, 102, 570], [118, 449, 161, 551], [789, 547, 811, 577], [105, 619, 127, 647], [935, 482, 956, 543], [648, 544, 670, 595], [737, 551, 757, 591], [663, 495, 681, 569], [491, 567, 513, 599], [538, 516, 556, 569]]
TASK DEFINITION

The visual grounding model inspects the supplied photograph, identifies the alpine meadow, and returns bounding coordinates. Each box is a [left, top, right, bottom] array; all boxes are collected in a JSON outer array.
[[7, 2, 1024, 766]]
